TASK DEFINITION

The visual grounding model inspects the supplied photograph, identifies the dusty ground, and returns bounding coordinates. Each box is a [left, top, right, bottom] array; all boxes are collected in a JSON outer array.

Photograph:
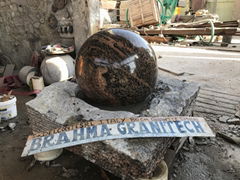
[[0, 94, 119, 180], [170, 136, 240, 180], [154, 44, 240, 180], [0, 44, 240, 180], [153, 45, 240, 94]]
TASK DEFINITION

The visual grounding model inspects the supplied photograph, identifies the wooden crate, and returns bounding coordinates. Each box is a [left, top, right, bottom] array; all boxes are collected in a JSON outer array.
[[120, 1, 128, 22], [101, 0, 117, 9], [128, 0, 160, 27]]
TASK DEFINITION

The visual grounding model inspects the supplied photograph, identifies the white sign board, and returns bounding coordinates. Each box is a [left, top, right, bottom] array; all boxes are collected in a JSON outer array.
[[21, 117, 215, 157]]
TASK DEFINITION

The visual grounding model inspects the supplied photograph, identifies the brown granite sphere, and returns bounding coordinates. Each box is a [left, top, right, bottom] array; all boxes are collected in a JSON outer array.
[[76, 29, 158, 106]]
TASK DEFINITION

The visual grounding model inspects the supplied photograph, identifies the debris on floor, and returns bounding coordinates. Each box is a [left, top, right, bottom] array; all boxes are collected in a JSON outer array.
[[23, 75, 201, 179], [1, 0, 240, 180], [61, 167, 79, 178]]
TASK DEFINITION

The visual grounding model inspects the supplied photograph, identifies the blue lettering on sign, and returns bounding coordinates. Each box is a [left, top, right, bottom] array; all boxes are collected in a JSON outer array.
[[183, 121, 194, 133], [42, 135, 54, 148], [175, 121, 186, 133], [139, 122, 151, 134], [191, 121, 205, 133], [117, 123, 127, 135], [86, 126, 97, 139], [21, 117, 214, 157], [30, 137, 42, 152], [100, 124, 112, 137], [167, 121, 175, 133], [159, 121, 167, 133], [56, 132, 70, 145], [127, 122, 139, 134], [149, 121, 162, 133], [72, 128, 85, 142]]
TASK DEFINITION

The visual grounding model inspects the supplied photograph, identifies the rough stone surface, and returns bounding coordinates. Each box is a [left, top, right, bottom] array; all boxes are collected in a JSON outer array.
[[0, 0, 60, 67], [143, 76, 200, 117], [26, 76, 199, 179], [26, 81, 137, 130], [0, 0, 99, 68], [227, 118, 240, 125], [72, 0, 100, 53], [218, 116, 230, 123]]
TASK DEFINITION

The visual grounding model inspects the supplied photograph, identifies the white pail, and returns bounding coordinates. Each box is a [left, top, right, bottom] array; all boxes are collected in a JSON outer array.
[[32, 76, 45, 91], [0, 95, 17, 121]]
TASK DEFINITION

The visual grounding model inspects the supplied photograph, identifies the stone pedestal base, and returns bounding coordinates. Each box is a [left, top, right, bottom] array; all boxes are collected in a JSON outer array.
[[26, 76, 199, 179]]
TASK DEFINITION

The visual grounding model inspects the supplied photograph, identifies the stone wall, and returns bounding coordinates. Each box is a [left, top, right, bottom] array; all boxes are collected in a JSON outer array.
[[0, 0, 99, 69], [0, 0, 59, 68]]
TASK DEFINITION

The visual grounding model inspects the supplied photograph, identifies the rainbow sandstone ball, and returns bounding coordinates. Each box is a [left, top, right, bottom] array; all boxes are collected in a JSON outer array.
[[76, 29, 158, 106]]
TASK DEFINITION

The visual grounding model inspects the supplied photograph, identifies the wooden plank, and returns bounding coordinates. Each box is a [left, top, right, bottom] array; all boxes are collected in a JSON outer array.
[[3, 64, 15, 77], [143, 36, 172, 44], [101, 0, 117, 9], [170, 20, 239, 29], [120, 1, 128, 21], [137, 27, 238, 36]]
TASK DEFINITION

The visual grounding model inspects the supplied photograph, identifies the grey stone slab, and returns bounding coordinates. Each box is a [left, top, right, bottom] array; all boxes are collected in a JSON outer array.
[[26, 81, 137, 126], [143, 76, 200, 117], [26, 76, 199, 179]]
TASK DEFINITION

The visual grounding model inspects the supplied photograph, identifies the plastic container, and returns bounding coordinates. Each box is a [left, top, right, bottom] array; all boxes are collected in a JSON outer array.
[[32, 76, 45, 91], [34, 149, 63, 161], [0, 95, 17, 121], [26, 71, 36, 87]]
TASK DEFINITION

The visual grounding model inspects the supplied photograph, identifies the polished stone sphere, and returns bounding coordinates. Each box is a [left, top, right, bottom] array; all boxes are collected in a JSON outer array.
[[76, 29, 158, 106]]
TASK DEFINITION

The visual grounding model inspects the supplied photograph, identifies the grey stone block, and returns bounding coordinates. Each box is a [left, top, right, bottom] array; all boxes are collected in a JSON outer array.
[[143, 76, 200, 117], [26, 76, 199, 179]]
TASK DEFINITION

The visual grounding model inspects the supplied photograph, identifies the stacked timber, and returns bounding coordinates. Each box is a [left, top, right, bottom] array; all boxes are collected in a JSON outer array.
[[136, 20, 240, 36], [120, 1, 128, 22], [169, 20, 240, 28], [101, 0, 118, 9], [128, 0, 160, 27], [100, 0, 129, 24]]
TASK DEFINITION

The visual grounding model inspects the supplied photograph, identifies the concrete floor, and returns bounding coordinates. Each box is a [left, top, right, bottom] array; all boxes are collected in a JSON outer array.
[[153, 45, 240, 180], [153, 45, 240, 94], [0, 95, 119, 180], [0, 45, 239, 180]]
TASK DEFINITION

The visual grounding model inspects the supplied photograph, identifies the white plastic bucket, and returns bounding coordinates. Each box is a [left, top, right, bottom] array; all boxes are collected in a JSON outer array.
[[32, 76, 45, 91], [0, 95, 17, 121], [34, 149, 63, 161]]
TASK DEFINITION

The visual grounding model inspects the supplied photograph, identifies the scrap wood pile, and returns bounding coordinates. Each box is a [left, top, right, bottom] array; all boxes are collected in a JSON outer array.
[[136, 20, 240, 36], [100, 0, 240, 44], [131, 2, 240, 44]]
